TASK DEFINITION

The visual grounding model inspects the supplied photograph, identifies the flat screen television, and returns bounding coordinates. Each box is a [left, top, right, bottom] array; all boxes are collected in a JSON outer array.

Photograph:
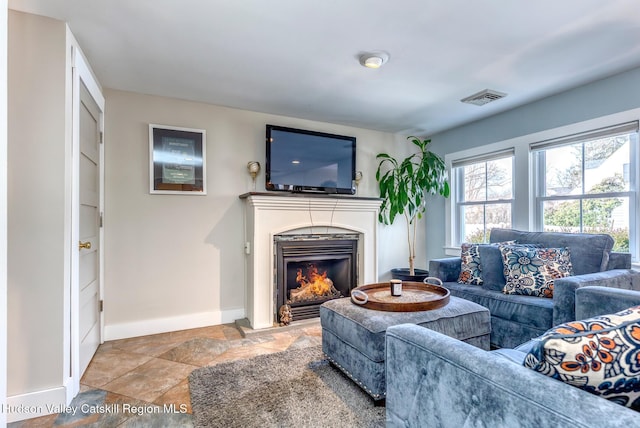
[[265, 125, 356, 194]]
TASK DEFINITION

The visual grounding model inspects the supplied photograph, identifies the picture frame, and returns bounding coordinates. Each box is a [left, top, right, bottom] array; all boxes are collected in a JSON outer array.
[[149, 124, 207, 195]]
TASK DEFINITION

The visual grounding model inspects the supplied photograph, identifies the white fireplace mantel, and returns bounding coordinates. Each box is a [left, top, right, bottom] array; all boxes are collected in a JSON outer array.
[[240, 192, 381, 329]]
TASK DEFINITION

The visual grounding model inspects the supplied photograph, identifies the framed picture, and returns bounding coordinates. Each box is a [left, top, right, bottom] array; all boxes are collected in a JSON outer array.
[[149, 124, 206, 194]]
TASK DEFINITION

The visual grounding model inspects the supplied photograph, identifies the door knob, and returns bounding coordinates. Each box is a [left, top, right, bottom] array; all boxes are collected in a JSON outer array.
[[79, 241, 92, 250]]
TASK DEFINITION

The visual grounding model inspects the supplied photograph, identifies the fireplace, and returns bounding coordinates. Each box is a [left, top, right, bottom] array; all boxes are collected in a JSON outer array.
[[275, 235, 358, 323], [241, 193, 380, 329]]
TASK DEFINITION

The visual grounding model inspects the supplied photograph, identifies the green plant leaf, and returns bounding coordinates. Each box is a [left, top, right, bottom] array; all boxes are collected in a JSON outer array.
[[374, 135, 450, 263]]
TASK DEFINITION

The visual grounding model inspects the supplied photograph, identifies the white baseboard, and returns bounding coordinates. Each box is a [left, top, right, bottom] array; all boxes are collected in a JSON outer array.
[[64, 375, 76, 405], [6, 386, 67, 423], [104, 308, 246, 341]]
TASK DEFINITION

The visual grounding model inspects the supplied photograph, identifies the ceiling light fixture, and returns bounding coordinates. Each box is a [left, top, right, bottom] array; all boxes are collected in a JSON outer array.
[[364, 56, 383, 68], [359, 51, 389, 69]]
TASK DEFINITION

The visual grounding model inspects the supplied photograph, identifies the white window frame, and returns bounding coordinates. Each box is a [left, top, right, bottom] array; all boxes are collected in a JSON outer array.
[[531, 122, 637, 255], [444, 108, 640, 265], [452, 150, 515, 245]]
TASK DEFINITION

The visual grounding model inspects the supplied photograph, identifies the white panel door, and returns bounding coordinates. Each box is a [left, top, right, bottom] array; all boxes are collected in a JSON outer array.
[[78, 81, 101, 376]]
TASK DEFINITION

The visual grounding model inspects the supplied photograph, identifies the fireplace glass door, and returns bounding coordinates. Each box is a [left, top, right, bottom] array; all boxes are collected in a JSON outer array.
[[275, 237, 357, 322]]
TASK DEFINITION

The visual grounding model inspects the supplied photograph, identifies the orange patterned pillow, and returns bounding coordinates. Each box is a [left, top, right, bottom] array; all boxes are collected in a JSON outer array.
[[525, 306, 640, 410]]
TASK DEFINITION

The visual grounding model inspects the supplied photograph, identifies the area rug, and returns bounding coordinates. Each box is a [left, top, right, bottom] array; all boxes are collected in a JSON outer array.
[[188, 345, 385, 428]]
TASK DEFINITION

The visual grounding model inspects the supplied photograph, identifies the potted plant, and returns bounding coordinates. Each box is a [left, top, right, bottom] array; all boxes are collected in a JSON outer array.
[[376, 136, 450, 281]]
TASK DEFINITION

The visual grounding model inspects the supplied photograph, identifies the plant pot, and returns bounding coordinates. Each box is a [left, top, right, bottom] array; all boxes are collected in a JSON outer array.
[[390, 268, 430, 282]]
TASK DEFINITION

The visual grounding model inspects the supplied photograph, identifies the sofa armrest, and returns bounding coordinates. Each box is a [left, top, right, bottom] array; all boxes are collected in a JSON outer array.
[[385, 324, 639, 428], [553, 269, 640, 326], [608, 252, 631, 269], [428, 257, 461, 282], [576, 286, 640, 319]]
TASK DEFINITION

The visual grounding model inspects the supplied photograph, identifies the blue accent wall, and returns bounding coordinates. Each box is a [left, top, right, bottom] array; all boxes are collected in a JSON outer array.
[[426, 66, 640, 261]]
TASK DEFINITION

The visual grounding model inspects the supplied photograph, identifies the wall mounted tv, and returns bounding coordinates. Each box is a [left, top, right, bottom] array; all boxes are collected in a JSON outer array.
[[266, 125, 356, 195]]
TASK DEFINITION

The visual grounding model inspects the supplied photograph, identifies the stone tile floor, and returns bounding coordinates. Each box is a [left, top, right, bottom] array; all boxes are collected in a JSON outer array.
[[9, 321, 322, 427]]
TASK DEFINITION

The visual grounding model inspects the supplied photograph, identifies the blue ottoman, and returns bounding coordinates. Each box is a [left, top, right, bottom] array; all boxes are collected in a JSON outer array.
[[320, 296, 491, 400]]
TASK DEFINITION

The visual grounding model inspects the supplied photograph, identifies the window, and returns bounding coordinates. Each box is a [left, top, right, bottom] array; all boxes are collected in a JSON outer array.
[[532, 122, 638, 254], [445, 115, 640, 262], [453, 151, 514, 244]]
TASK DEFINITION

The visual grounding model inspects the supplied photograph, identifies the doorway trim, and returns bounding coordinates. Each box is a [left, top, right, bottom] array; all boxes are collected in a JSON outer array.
[[66, 35, 105, 401], [1, 1, 8, 425]]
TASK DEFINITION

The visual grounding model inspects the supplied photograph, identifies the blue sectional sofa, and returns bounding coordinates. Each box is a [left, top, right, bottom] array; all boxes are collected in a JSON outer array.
[[385, 286, 640, 427], [429, 228, 637, 348]]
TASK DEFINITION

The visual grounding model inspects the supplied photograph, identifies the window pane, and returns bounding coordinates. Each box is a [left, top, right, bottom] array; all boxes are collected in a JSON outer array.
[[543, 196, 629, 235], [461, 203, 512, 243], [583, 197, 628, 229], [462, 205, 485, 243], [584, 137, 630, 193], [543, 199, 580, 231], [583, 196, 630, 252], [463, 163, 486, 202], [610, 229, 630, 252], [485, 203, 512, 231], [486, 157, 513, 200], [543, 144, 582, 197]]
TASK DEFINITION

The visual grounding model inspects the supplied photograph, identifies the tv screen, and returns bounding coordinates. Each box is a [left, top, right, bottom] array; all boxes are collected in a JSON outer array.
[[266, 125, 356, 194]]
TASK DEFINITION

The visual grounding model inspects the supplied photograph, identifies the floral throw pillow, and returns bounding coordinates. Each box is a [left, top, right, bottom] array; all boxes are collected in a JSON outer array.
[[458, 241, 516, 285], [524, 306, 640, 410], [458, 243, 483, 285], [500, 246, 573, 298]]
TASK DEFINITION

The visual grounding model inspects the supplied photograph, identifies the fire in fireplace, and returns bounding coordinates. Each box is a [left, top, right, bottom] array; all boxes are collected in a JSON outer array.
[[290, 264, 342, 303], [275, 235, 358, 323]]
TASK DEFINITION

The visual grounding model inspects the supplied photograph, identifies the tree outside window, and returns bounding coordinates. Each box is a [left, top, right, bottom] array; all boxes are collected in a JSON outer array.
[[538, 135, 632, 252], [456, 156, 513, 243]]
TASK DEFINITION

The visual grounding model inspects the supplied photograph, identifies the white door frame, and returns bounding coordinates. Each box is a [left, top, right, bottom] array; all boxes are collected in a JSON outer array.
[[68, 42, 104, 400], [1, 1, 9, 424]]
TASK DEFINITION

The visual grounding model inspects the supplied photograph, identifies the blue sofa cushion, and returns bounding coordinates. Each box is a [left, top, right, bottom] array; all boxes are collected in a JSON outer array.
[[491, 348, 528, 364], [445, 282, 553, 330], [500, 245, 573, 298], [525, 305, 640, 410], [477, 245, 508, 291], [490, 228, 613, 275]]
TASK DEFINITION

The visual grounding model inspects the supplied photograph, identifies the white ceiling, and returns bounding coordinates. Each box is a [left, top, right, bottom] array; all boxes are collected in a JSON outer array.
[[9, 0, 640, 135]]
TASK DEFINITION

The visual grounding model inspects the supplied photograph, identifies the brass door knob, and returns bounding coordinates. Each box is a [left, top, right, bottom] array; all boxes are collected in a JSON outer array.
[[79, 241, 92, 250]]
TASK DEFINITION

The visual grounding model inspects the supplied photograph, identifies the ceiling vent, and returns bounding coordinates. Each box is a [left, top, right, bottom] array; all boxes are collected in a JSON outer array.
[[461, 89, 507, 106]]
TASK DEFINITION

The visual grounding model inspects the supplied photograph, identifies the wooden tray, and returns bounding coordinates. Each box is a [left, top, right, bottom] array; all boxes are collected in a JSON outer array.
[[350, 278, 449, 312]]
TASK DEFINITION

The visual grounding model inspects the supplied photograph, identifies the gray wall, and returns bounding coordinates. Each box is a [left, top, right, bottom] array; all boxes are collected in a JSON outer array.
[[8, 11, 67, 396], [103, 89, 412, 339], [426, 66, 640, 261]]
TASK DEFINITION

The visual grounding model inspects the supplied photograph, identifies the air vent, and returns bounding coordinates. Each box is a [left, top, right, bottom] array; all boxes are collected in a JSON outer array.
[[461, 89, 507, 106]]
